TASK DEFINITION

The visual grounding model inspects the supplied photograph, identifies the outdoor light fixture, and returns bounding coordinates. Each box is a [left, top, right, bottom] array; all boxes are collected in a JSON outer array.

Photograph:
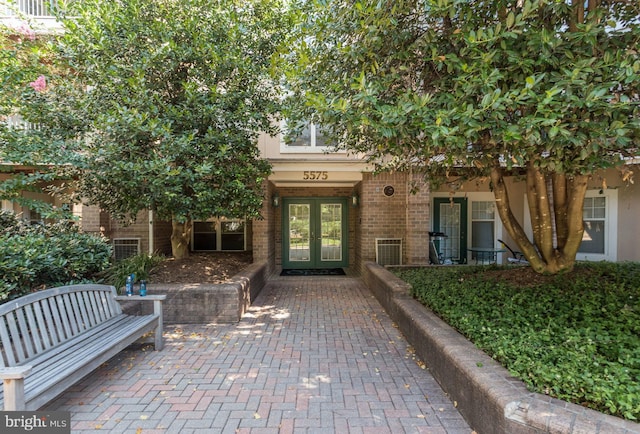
[[272, 192, 280, 208], [351, 192, 359, 207]]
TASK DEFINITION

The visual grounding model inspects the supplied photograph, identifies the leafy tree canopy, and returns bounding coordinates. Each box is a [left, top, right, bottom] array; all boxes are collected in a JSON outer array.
[[287, 0, 640, 273], [3, 0, 293, 258]]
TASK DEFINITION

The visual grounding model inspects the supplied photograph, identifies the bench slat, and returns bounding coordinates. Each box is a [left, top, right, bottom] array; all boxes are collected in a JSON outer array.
[[79, 292, 97, 328], [42, 297, 65, 343], [15, 308, 35, 360], [21, 305, 41, 357], [53, 296, 73, 340], [6, 313, 25, 364], [27, 303, 49, 353], [87, 291, 104, 324], [64, 293, 86, 336], [0, 317, 13, 367], [34, 301, 54, 350]]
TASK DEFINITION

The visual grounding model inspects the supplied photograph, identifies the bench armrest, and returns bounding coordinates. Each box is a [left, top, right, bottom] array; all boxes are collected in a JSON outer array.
[[0, 366, 32, 380], [0, 366, 32, 410], [115, 295, 167, 301], [115, 295, 166, 351]]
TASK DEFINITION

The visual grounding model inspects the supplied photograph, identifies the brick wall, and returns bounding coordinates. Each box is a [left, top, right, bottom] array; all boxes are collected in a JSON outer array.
[[405, 173, 430, 264], [152, 217, 173, 256], [360, 172, 409, 265], [102, 210, 151, 256], [252, 181, 277, 274], [78, 204, 102, 233]]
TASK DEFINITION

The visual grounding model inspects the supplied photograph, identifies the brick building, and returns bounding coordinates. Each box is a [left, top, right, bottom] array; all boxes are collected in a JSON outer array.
[[2, 3, 639, 276]]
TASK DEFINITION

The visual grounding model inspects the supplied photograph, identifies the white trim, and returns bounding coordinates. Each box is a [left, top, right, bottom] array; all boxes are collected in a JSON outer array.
[[148, 210, 154, 255], [1, 200, 13, 212], [577, 189, 618, 262], [523, 189, 618, 262], [431, 192, 504, 264], [279, 121, 347, 154]]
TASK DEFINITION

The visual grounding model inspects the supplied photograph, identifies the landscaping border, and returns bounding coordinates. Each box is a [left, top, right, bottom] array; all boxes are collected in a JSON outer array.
[[362, 261, 640, 434]]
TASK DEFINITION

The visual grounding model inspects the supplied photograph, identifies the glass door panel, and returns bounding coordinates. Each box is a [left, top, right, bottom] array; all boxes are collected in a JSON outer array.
[[283, 198, 348, 269], [320, 203, 343, 262], [288, 203, 311, 263]]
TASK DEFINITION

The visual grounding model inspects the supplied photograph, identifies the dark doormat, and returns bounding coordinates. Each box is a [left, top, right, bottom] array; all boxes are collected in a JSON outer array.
[[280, 268, 346, 276]]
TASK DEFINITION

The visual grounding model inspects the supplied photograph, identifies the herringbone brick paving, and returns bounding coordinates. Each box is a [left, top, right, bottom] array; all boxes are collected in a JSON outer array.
[[45, 277, 472, 433]]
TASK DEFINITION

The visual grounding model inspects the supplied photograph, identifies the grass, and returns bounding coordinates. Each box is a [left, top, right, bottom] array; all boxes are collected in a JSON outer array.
[[392, 262, 640, 421]]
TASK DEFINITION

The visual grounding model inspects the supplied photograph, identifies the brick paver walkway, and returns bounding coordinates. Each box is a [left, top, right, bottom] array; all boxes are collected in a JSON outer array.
[[46, 276, 472, 433]]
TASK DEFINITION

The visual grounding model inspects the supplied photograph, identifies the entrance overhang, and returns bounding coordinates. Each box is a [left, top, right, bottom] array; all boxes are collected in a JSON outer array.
[[269, 161, 368, 188]]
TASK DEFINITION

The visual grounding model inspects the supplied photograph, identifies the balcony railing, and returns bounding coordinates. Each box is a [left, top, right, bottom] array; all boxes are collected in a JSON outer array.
[[2, 0, 62, 18]]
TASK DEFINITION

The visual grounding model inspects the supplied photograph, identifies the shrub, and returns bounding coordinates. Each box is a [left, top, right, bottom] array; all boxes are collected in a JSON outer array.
[[0, 211, 112, 301], [394, 262, 640, 421], [97, 253, 165, 293]]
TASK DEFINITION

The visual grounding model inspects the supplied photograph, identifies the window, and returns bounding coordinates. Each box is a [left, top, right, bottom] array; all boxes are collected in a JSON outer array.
[[280, 121, 337, 153], [578, 190, 617, 261], [580, 197, 606, 254], [5, 114, 41, 131], [193, 221, 217, 251], [192, 219, 246, 251], [221, 221, 245, 251], [471, 201, 496, 249]]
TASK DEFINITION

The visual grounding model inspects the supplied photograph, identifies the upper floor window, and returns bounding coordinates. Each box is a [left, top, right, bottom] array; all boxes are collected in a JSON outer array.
[[280, 121, 342, 153]]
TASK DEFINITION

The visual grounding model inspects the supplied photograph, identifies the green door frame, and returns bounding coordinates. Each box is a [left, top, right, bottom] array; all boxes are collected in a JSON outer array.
[[433, 197, 468, 264], [282, 197, 349, 269]]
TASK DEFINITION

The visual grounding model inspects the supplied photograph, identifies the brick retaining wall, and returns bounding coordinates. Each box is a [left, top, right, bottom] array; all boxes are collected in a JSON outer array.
[[363, 262, 640, 434], [121, 261, 268, 324]]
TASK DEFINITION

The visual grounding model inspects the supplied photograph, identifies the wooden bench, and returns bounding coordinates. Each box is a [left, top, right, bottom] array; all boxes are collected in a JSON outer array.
[[0, 284, 166, 411]]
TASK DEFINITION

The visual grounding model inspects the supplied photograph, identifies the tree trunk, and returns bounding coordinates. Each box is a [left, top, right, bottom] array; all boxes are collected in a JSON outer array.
[[490, 163, 588, 274], [171, 219, 191, 260]]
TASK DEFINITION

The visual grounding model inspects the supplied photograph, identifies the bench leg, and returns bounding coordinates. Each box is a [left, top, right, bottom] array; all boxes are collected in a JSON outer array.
[[3, 377, 26, 410], [154, 299, 164, 351]]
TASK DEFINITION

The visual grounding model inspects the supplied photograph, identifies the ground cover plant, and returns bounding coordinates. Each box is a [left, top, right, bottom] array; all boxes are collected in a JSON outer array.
[[393, 263, 640, 421]]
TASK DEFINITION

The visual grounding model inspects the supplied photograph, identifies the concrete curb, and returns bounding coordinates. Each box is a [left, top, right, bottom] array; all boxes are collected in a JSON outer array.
[[362, 261, 640, 434]]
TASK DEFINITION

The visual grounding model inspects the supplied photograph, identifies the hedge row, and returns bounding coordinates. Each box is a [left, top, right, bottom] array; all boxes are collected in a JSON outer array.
[[0, 211, 112, 301], [394, 262, 640, 421]]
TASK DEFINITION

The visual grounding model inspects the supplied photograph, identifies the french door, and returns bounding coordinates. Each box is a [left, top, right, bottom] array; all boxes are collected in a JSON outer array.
[[433, 197, 468, 264], [282, 198, 348, 269]]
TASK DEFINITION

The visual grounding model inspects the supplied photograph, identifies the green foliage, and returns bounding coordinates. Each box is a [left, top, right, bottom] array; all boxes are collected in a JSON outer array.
[[0, 18, 79, 212], [54, 0, 291, 226], [97, 253, 165, 293], [394, 263, 640, 420], [2, 0, 294, 258], [288, 0, 640, 178], [286, 0, 640, 274], [0, 211, 112, 301]]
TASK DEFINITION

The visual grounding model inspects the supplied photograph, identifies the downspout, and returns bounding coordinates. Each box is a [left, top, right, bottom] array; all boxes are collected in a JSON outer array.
[[148, 210, 154, 255]]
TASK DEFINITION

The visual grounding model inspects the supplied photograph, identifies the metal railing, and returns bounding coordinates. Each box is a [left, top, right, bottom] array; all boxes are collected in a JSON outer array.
[[2, 0, 60, 18]]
